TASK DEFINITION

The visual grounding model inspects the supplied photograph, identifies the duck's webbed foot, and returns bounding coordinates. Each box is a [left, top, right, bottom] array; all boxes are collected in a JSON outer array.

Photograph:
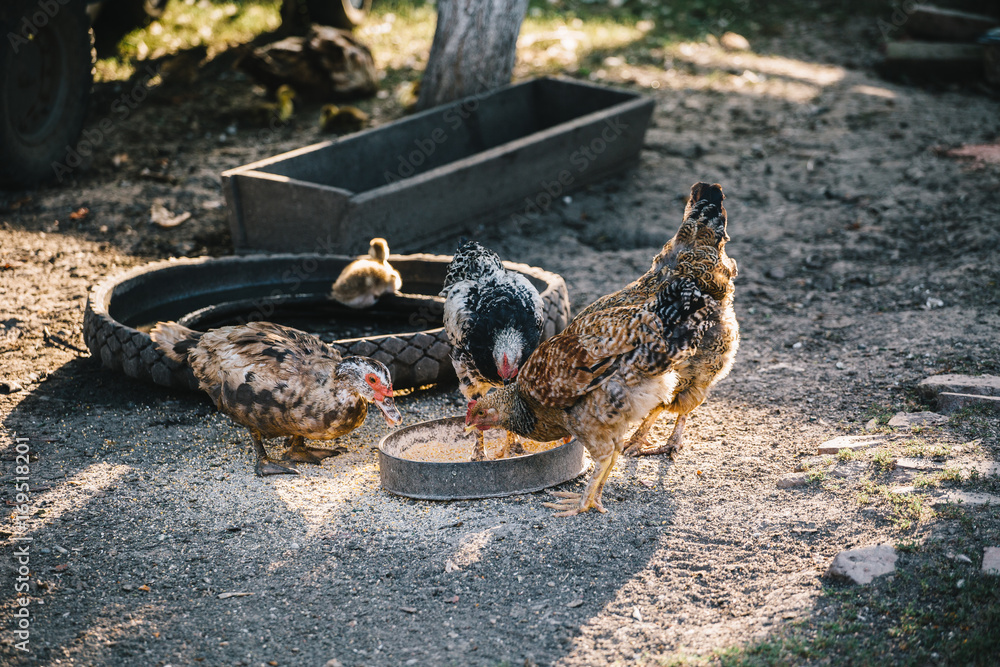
[[282, 436, 347, 464], [250, 431, 300, 476], [255, 457, 300, 476]]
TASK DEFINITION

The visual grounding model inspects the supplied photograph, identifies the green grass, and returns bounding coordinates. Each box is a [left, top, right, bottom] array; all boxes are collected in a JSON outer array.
[[662, 543, 1000, 666], [96, 0, 283, 82]]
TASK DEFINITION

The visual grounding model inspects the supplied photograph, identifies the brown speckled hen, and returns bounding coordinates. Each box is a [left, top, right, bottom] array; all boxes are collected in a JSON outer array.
[[151, 321, 401, 476], [466, 279, 718, 516], [575, 182, 739, 458]]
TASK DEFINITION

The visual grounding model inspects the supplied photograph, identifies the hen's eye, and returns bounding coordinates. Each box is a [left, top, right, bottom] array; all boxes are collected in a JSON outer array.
[[366, 374, 376, 384]]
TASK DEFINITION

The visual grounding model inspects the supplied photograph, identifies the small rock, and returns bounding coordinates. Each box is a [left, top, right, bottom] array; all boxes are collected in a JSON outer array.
[[121, 584, 134, 592], [720, 31, 751, 51], [830, 461, 868, 479], [826, 544, 897, 585], [960, 461, 1000, 477], [895, 457, 943, 471], [567, 599, 584, 608], [816, 435, 884, 455], [982, 547, 1000, 575], [324, 660, 344, 667], [777, 472, 811, 488], [931, 491, 1000, 507], [936, 393, 1000, 414], [864, 418, 878, 431], [949, 553, 973, 564], [887, 411, 948, 428], [766, 267, 786, 280], [890, 485, 916, 495], [0, 380, 23, 394], [917, 374, 1000, 399]]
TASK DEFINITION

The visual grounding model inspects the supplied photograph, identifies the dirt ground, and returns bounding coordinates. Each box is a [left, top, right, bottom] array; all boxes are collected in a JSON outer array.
[[2, 10, 1000, 667]]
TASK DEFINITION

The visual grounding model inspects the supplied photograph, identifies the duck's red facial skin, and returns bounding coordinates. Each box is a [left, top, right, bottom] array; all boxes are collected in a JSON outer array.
[[365, 373, 394, 402]]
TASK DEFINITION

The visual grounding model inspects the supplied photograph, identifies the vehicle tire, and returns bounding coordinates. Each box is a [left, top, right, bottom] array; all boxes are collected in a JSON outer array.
[[83, 254, 572, 391], [281, 0, 372, 32], [0, 0, 93, 189]]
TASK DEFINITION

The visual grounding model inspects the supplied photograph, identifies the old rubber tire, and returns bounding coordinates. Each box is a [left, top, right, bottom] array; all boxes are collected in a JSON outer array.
[[83, 254, 571, 392], [0, 0, 93, 189], [281, 0, 372, 32]]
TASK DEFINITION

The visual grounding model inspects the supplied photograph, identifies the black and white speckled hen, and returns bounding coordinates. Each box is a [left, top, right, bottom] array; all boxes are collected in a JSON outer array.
[[440, 240, 544, 460], [466, 278, 718, 516], [151, 321, 401, 476]]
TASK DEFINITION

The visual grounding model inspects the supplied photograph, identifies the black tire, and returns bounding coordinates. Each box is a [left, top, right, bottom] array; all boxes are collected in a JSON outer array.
[[281, 0, 372, 32], [92, 0, 168, 58], [83, 254, 572, 392], [0, 0, 93, 189]]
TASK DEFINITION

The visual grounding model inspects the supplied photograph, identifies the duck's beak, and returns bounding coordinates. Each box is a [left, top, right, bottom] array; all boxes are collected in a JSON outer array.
[[375, 395, 402, 425]]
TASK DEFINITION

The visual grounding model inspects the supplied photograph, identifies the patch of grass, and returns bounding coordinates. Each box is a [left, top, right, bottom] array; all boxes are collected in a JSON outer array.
[[855, 481, 932, 530], [806, 471, 828, 484], [836, 447, 858, 462], [686, 556, 1000, 667], [872, 449, 896, 474], [902, 438, 950, 459], [96, 0, 283, 82]]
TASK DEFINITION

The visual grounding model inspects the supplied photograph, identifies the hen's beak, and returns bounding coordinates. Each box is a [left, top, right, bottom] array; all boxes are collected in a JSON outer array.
[[499, 356, 517, 384], [375, 395, 402, 425]]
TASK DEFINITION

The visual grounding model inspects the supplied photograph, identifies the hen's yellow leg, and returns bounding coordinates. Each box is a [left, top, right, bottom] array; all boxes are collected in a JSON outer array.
[[471, 430, 487, 461], [630, 414, 688, 458], [496, 430, 526, 459], [543, 449, 619, 517], [622, 403, 667, 456]]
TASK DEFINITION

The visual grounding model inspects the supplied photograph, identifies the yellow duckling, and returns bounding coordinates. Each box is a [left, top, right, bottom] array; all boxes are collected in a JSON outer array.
[[239, 84, 296, 126], [330, 238, 403, 309], [319, 104, 369, 133]]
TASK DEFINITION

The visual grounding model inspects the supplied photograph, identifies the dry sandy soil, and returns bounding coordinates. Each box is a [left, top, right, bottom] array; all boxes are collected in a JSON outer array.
[[2, 11, 1000, 667]]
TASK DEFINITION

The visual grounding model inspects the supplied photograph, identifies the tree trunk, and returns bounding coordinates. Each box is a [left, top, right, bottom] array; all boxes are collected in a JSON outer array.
[[415, 0, 528, 111]]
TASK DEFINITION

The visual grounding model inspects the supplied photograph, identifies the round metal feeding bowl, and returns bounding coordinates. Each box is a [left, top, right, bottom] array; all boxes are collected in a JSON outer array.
[[378, 417, 586, 500], [83, 253, 571, 391]]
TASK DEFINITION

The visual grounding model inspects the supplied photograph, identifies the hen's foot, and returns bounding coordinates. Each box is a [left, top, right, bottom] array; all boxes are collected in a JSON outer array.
[[282, 445, 347, 464], [624, 430, 684, 458], [471, 432, 487, 461], [255, 457, 300, 476], [541, 491, 606, 517], [496, 432, 527, 459]]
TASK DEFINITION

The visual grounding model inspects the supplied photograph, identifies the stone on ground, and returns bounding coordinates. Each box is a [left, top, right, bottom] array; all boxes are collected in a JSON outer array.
[[830, 461, 868, 479], [917, 374, 1000, 398], [887, 411, 948, 428], [776, 472, 811, 489], [816, 435, 885, 455], [936, 392, 1000, 414], [931, 491, 1000, 507], [982, 547, 1000, 575], [826, 544, 898, 585]]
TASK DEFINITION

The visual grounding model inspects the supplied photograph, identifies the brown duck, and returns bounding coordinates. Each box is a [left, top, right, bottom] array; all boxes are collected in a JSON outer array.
[[150, 321, 402, 476]]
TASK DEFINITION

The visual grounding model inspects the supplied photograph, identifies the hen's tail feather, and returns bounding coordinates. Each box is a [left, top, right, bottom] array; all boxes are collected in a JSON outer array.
[[676, 182, 728, 246], [648, 278, 719, 365], [440, 239, 505, 292], [150, 321, 203, 364]]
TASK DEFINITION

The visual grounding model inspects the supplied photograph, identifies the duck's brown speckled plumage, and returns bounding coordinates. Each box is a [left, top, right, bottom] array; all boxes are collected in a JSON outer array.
[[151, 321, 400, 475]]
